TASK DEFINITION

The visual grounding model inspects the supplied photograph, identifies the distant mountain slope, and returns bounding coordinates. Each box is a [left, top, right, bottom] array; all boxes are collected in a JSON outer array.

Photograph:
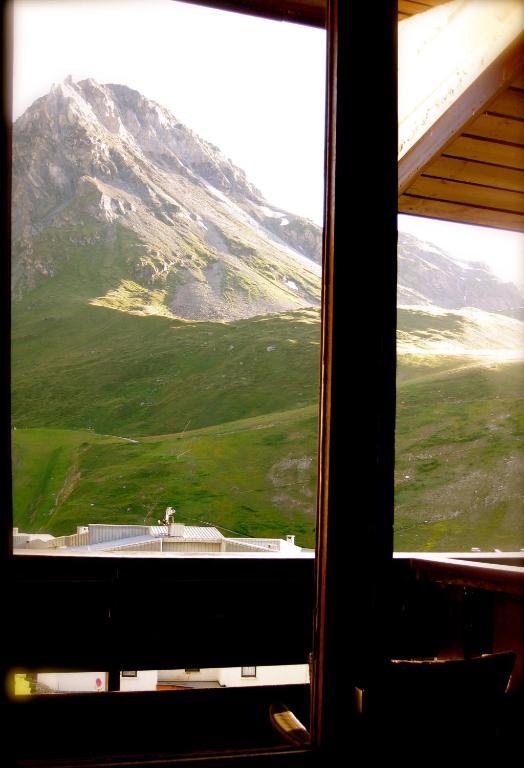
[[12, 77, 322, 320], [398, 232, 522, 314], [397, 306, 523, 360]]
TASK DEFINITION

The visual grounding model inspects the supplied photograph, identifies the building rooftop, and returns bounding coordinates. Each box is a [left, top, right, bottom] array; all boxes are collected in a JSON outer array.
[[13, 522, 313, 558]]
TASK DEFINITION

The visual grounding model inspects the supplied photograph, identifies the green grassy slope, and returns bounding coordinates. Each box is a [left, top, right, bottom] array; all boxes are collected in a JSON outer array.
[[12, 228, 321, 546], [395, 359, 523, 551], [13, 407, 319, 547], [12, 428, 121, 532], [11, 236, 523, 551], [12, 297, 321, 438]]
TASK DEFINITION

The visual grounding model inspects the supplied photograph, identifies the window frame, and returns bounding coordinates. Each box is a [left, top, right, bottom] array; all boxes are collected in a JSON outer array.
[[241, 666, 257, 678], [3, 1, 398, 764]]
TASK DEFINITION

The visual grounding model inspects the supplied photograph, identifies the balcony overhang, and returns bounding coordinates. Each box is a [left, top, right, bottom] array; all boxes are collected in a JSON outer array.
[[175, 0, 450, 29], [399, 2, 524, 232]]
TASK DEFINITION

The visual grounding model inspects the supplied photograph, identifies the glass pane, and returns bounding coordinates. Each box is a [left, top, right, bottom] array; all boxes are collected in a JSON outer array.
[[10, 665, 310, 695], [396, 214, 523, 552], [10, 671, 108, 695], [11, 1, 325, 558], [396, 3, 524, 554]]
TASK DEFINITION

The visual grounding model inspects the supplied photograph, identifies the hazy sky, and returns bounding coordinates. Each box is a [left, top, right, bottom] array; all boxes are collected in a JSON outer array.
[[11, 0, 523, 285]]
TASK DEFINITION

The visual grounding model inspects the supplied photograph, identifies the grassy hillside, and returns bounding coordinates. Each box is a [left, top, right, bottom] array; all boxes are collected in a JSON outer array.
[[11, 252, 523, 552], [395, 359, 523, 551], [12, 292, 321, 437], [12, 226, 321, 546], [12, 407, 319, 547]]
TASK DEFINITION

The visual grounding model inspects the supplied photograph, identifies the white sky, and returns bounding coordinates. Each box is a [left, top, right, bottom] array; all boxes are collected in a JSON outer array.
[[11, 0, 523, 286], [11, 0, 327, 224]]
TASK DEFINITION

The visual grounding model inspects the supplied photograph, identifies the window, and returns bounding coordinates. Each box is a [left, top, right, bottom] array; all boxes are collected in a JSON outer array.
[[395, 215, 523, 553], [396, 0, 524, 554], [121, 670, 138, 678], [241, 666, 256, 677], [5, 2, 406, 765], [10, 0, 325, 561]]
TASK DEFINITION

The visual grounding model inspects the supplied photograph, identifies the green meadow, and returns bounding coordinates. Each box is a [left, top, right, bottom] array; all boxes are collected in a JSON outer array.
[[394, 358, 523, 551], [11, 249, 523, 550], [12, 408, 319, 546], [12, 267, 321, 545]]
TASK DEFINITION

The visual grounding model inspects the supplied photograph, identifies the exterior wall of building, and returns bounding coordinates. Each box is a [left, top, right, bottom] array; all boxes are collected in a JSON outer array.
[[35, 665, 309, 693], [108, 539, 162, 552], [37, 672, 107, 692], [218, 664, 309, 688], [161, 541, 222, 553], [158, 665, 309, 688], [226, 538, 282, 552], [119, 670, 158, 691], [157, 668, 221, 683], [223, 540, 273, 553], [88, 524, 152, 544]]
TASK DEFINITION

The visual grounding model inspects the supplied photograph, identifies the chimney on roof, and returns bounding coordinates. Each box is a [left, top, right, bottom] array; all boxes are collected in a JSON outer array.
[[164, 506, 184, 537], [286, 535, 296, 547]]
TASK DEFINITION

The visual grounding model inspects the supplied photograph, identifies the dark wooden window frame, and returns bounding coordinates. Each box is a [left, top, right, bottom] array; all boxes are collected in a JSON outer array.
[[2, 1, 397, 764]]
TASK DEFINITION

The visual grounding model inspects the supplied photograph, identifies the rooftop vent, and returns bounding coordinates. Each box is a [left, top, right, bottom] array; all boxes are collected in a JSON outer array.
[[162, 506, 185, 538]]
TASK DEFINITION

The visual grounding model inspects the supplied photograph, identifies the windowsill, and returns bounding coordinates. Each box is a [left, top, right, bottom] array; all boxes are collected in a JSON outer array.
[[12, 548, 315, 559], [395, 552, 524, 595]]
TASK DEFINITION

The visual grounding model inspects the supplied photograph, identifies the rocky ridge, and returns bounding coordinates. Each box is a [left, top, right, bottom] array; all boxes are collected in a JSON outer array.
[[398, 232, 522, 315], [12, 76, 322, 320]]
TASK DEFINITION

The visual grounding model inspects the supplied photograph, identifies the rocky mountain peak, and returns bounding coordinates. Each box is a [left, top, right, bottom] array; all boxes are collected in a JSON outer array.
[[12, 77, 323, 320]]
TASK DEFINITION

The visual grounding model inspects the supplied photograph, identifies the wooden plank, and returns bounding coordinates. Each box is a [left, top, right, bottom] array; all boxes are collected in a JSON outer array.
[[407, 175, 524, 214], [511, 73, 524, 90], [488, 88, 524, 120], [445, 135, 524, 170], [398, 33, 524, 193], [424, 155, 524, 193], [173, 0, 326, 27], [466, 113, 524, 146], [410, 557, 524, 596], [398, 194, 524, 232], [398, 0, 433, 14], [398, 13, 411, 21]]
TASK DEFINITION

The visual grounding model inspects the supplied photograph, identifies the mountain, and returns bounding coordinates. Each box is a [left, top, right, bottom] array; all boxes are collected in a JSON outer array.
[[397, 232, 522, 314], [12, 77, 521, 325], [11, 79, 523, 551], [12, 76, 322, 320]]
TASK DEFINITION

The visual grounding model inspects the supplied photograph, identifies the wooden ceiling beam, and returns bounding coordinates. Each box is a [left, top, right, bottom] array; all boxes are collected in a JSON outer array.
[[174, 0, 449, 28], [407, 175, 524, 215], [399, 33, 524, 195], [423, 156, 524, 193], [398, 194, 524, 232], [444, 135, 524, 171], [488, 88, 524, 120], [465, 113, 524, 146], [173, 0, 327, 28]]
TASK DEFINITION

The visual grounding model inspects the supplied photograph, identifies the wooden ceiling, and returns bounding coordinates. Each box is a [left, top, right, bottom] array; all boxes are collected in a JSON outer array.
[[177, 1, 449, 27], [399, 35, 524, 232], [398, 0, 449, 22]]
